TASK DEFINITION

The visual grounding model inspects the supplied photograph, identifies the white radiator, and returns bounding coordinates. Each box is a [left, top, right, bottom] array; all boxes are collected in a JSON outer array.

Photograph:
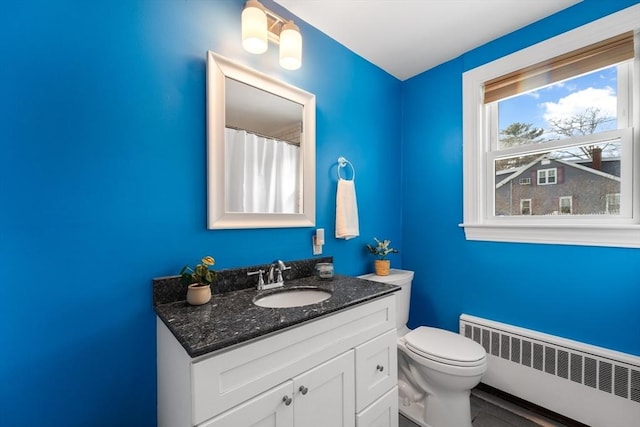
[[459, 314, 640, 427]]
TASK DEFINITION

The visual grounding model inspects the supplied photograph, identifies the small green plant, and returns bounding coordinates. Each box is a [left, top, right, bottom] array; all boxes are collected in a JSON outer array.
[[365, 237, 399, 260], [180, 256, 216, 286]]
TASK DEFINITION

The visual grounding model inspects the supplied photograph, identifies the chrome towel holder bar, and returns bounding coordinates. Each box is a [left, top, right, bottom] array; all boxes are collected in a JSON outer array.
[[337, 156, 355, 180]]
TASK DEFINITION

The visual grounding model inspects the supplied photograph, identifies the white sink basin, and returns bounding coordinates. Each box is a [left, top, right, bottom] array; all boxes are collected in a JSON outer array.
[[253, 288, 332, 308]]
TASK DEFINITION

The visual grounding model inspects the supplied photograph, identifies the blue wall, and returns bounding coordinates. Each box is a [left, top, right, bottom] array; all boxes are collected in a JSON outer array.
[[402, 0, 640, 357], [4, 0, 640, 425], [0, 1, 400, 425]]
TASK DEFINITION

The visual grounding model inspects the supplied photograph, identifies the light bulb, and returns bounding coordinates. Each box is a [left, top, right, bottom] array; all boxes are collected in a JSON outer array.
[[279, 20, 302, 70], [242, 0, 268, 54]]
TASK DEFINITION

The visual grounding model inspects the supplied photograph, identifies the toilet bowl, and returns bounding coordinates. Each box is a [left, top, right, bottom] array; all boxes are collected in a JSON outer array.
[[359, 269, 487, 427], [398, 327, 486, 427]]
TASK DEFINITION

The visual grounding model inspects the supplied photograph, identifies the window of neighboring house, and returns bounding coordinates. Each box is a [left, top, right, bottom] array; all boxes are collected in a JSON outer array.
[[559, 196, 573, 214], [537, 168, 557, 185], [606, 193, 621, 214], [462, 5, 640, 247]]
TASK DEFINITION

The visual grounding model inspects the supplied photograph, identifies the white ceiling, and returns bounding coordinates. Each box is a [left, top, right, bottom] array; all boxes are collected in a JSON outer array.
[[274, 0, 582, 81]]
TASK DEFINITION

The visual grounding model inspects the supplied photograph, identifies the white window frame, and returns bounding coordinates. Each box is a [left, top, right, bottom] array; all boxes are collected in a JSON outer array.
[[519, 177, 531, 186], [537, 168, 557, 186], [520, 199, 532, 216], [559, 196, 573, 215], [461, 5, 640, 248]]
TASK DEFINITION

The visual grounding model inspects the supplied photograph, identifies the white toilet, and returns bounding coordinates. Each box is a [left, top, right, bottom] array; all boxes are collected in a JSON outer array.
[[359, 269, 487, 427]]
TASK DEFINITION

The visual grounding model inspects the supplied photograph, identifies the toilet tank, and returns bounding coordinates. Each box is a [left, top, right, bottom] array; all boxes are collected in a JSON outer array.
[[358, 269, 414, 333]]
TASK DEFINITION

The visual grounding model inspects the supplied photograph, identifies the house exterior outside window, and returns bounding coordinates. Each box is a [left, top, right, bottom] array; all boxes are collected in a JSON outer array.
[[462, 5, 640, 247], [559, 196, 573, 214], [519, 178, 531, 185], [537, 168, 557, 185], [494, 157, 620, 216], [606, 193, 621, 214]]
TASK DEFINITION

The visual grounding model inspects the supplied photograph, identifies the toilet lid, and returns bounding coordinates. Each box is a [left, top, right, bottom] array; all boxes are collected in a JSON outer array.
[[404, 327, 486, 366]]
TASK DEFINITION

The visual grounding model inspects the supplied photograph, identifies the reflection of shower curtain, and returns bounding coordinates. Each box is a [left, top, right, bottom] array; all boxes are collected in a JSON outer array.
[[225, 128, 300, 213]]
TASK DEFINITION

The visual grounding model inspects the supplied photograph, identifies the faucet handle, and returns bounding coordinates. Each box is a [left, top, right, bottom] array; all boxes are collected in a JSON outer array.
[[276, 260, 290, 271], [275, 261, 291, 283], [247, 269, 265, 288]]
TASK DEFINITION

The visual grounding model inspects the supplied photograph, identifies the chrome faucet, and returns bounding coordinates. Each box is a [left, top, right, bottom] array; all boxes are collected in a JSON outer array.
[[250, 260, 291, 291], [247, 269, 266, 290], [267, 263, 277, 285], [273, 260, 291, 285]]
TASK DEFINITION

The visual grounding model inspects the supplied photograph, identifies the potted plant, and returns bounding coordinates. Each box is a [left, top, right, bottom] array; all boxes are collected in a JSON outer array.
[[180, 256, 216, 305], [365, 238, 399, 276]]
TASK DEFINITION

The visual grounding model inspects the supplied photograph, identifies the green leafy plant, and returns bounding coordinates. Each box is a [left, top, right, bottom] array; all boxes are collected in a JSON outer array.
[[180, 256, 216, 286], [365, 238, 399, 260]]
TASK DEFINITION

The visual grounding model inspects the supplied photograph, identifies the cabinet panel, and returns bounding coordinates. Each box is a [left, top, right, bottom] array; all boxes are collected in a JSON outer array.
[[355, 330, 398, 411], [356, 387, 398, 427], [293, 350, 355, 427], [157, 318, 192, 427], [192, 295, 395, 424], [200, 381, 294, 427]]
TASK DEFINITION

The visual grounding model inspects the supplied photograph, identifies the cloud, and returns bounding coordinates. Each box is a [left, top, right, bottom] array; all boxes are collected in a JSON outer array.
[[541, 87, 616, 123], [544, 81, 565, 91]]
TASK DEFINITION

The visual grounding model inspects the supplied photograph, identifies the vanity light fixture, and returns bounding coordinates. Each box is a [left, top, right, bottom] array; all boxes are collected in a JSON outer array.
[[241, 0, 302, 70], [241, 0, 268, 54], [279, 20, 302, 70]]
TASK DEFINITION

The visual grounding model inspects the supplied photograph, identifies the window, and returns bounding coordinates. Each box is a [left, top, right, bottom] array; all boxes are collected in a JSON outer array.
[[559, 196, 573, 214], [462, 5, 640, 247], [537, 168, 557, 185], [606, 193, 621, 214], [519, 178, 531, 185]]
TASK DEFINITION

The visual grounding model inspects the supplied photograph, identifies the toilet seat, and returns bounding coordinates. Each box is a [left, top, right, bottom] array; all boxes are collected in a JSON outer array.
[[404, 327, 486, 367]]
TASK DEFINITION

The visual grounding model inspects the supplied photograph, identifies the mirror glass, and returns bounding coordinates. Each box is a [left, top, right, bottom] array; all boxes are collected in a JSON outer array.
[[225, 78, 303, 214], [206, 51, 316, 229]]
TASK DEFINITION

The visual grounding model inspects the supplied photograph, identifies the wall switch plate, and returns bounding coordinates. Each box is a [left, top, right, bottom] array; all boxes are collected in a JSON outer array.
[[312, 236, 322, 255]]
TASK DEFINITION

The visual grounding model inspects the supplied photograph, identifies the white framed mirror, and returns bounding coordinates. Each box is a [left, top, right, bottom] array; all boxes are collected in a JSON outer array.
[[206, 51, 316, 229]]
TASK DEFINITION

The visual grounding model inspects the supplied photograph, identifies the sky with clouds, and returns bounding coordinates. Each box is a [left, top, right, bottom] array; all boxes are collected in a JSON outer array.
[[498, 65, 618, 140]]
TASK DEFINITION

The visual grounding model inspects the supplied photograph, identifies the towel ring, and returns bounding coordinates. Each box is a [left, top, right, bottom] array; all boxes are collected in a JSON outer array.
[[337, 156, 355, 180]]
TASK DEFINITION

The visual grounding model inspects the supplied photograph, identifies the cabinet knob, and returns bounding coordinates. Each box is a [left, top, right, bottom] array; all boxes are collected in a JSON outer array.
[[376, 364, 384, 372], [282, 395, 292, 406], [299, 385, 308, 395]]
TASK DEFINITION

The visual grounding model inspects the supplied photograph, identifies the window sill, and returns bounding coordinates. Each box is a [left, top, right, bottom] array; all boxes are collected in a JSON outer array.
[[459, 223, 640, 248]]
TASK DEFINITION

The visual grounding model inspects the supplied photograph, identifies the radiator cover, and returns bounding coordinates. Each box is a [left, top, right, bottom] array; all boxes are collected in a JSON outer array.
[[460, 314, 640, 427]]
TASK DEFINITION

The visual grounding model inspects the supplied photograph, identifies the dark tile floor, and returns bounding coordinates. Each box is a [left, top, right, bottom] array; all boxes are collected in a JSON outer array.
[[399, 388, 569, 427]]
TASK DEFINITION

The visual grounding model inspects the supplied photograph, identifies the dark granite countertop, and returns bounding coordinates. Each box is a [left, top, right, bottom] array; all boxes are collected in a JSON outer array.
[[154, 274, 399, 358]]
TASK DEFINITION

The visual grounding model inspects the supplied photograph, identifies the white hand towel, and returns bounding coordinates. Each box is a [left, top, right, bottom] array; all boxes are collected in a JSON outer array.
[[335, 178, 360, 240]]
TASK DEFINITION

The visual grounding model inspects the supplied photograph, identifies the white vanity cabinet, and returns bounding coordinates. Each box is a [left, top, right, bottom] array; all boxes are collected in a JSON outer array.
[[199, 381, 294, 427], [201, 351, 354, 427], [157, 295, 397, 427], [292, 350, 355, 427], [355, 329, 399, 427]]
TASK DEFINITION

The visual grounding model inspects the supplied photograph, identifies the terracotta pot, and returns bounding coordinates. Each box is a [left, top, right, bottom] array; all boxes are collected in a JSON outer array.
[[186, 283, 212, 305], [374, 259, 390, 276]]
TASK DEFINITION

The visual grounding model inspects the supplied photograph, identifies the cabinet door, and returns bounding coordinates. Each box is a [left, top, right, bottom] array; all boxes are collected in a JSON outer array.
[[355, 329, 398, 411], [293, 350, 355, 427], [200, 381, 294, 427], [356, 387, 398, 427]]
